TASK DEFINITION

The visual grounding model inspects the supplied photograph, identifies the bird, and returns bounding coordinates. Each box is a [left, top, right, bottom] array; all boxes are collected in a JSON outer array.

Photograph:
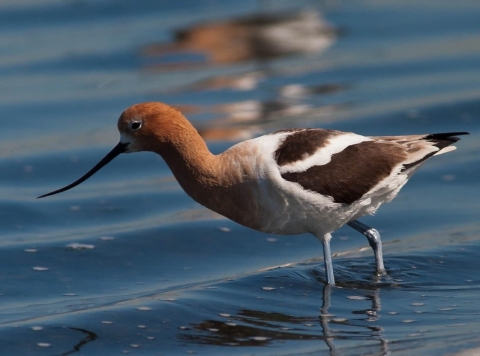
[[38, 102, 468, 285]]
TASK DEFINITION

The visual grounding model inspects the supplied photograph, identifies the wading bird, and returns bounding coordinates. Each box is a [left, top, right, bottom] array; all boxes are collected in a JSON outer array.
[[39, 102, 468, 284]]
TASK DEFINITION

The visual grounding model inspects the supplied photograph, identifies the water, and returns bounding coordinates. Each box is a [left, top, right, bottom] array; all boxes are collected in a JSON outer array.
[[1, 0, 480, 354]]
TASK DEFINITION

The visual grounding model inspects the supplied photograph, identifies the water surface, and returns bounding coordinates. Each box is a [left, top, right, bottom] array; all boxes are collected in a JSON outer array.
[[1, 0, 480, 354]]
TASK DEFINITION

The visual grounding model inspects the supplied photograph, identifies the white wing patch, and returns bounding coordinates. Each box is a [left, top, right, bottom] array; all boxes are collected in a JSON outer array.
[[279, 133, 371, 173], [434, 146, 456, 156]]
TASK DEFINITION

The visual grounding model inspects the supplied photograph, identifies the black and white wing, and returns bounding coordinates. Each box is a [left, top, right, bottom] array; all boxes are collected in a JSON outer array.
[[273, 129, 468, 205]]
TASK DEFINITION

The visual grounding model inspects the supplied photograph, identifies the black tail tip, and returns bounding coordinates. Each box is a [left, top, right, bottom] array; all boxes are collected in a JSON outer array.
[[425, 132, 469, 140]]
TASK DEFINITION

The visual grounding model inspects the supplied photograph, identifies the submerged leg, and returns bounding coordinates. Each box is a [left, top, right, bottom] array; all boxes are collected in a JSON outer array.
[[318, 233, 335, 285], [347, 220, 386, 274]]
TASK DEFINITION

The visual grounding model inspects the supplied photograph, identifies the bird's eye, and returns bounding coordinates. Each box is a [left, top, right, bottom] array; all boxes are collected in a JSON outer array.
[[130, 121, 142, 131]]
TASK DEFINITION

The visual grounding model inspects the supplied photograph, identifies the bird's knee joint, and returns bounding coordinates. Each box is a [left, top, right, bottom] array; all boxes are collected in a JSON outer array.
[[364, 228, 381, 244]]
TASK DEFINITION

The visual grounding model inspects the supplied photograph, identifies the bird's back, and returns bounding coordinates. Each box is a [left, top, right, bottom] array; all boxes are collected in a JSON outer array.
[[214, 129, 467, 236]]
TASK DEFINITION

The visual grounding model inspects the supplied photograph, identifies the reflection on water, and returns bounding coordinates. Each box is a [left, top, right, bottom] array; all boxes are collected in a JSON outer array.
[[143, 11, 336, 68], [196, 100, 348, 141], [180, 268, 391, 354], [190, 99, 347, 141], [171, 71, 266, 92], [177, 290, 391, 354], [2, 243, 480, 355], [142, 8, 345, 142], [59, 328, 98, 356], [175, 80, 348, 141], [2, 0, 480, 354], [320, 285, 389, 355], [186, 314, 322, 347], [172, 244, 480, 354], [280, 83, 346, 99]]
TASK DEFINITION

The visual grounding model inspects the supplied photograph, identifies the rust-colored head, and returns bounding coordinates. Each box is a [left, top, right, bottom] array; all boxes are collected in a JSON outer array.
[[38, 102, 195, 198], [117, 102, 194, 153]]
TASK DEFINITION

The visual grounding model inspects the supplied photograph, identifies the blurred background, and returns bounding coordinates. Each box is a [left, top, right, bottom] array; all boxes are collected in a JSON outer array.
[[1, 0, 480, 354]]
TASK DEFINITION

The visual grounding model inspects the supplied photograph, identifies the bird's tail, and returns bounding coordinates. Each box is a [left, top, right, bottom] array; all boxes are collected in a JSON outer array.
[[401, 131, 469, 171]]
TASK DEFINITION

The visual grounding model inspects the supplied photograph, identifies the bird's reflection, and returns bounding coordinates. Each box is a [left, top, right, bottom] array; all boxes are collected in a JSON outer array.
[[320, 284, 336, 352], [142, 7, 348, 142], [142, 11, 336, 69], [179, 282, 390, 354], [174, 97, 348, 142], [166, 72, 266, 93]]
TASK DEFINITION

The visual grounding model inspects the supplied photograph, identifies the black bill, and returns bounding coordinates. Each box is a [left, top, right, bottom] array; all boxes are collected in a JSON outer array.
[[38, 142, 129, 199]]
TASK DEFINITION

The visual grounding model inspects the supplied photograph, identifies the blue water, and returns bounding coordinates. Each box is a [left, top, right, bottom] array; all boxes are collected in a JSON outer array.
[[1, 0, 480, 354]]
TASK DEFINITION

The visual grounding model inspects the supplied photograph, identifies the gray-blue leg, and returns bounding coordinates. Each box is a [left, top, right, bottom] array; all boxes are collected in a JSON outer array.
[[318, 233, 335, 285], [347, 220, 386, 274]]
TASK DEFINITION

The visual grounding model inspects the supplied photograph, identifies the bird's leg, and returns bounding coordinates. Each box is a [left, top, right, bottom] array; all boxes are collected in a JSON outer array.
[[318, 233, 335, 285], [347, 220, 386, 274]]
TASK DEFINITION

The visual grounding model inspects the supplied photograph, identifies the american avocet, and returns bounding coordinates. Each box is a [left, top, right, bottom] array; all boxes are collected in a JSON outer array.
[[39, 102, 468, 285]]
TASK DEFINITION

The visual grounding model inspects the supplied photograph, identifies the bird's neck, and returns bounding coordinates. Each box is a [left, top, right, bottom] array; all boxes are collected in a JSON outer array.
[[154, 127, 268, 231], [153, 126, 223, 201]]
